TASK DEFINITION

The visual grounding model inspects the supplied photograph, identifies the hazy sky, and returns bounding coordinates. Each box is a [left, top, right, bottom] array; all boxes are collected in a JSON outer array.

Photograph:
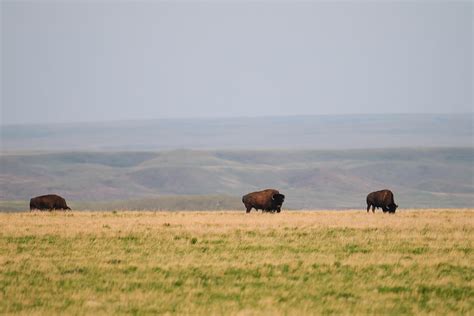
[[1, 1, 473, 125]]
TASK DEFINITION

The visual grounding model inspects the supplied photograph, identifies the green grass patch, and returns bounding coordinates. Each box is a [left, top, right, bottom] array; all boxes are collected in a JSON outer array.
[[0, 211, 472, 314]]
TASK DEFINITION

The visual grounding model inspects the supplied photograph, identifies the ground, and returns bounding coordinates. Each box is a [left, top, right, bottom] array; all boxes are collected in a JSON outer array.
[[0, 210, 472, 314]]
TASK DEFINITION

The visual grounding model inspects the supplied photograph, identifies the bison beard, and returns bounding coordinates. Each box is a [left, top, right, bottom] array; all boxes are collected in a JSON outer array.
[[30, 194, 71, 211], [366, 189, 398, 213], [242, 189, 285, 213]]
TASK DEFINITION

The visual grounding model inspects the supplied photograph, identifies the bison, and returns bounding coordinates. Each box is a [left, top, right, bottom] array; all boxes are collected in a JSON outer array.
[[242, 189, 285, 213], [30, 194, 71, 211], [366, 189, 398, 213]]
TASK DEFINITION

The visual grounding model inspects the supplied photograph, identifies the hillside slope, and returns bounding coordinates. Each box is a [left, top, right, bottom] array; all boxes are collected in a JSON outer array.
[[1, 148, 472, 210]]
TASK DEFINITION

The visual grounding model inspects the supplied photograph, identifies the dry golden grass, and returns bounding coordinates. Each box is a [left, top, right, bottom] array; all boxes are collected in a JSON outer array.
[[0, 209, 473, 315]]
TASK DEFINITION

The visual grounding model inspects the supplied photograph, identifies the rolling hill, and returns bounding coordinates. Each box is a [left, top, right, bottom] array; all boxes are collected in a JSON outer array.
[[1, 148, 472, 210]]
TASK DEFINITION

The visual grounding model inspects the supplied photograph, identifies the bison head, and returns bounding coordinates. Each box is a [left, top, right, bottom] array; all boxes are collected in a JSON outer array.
[[388, 203, 398, 213], [272, 193, 285, 207]]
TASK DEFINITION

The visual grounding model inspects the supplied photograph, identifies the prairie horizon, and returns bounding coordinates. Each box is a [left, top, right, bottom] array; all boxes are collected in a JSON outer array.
[[2, 113, 472, 151], [2, 1, 472, 314]]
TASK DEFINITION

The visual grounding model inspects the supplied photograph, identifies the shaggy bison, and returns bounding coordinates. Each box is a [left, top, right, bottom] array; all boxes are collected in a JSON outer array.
[[366, 189, 398, 213], [242, 189, 285, 213], [30, 194, 71, 211]]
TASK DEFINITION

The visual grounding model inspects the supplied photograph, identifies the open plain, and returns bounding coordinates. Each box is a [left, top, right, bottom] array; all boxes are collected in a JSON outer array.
[[0, 210, 472, 314]]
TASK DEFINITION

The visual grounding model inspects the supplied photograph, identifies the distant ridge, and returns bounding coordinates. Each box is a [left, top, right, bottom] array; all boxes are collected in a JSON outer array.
[[1, 148, 472, 210], [1, 113, 472, 151]]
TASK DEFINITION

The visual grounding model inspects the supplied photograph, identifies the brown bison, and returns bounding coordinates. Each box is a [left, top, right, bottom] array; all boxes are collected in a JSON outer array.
[[242, 189, 285, 213], [366, 189, 398, 213], [30, 194, 71, 211]]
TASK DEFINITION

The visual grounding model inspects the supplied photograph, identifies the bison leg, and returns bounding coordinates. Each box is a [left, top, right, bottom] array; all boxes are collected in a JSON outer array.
[[367, 204, 370, 213], [371, 205, 375, 213], [246, 206, 252, 213]]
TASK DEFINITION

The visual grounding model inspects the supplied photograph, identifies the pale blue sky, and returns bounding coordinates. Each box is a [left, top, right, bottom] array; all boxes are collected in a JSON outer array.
[[1, 1, 473, 125]]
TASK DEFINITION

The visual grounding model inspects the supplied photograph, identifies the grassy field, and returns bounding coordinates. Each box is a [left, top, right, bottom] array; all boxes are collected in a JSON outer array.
[[0, 210, 472, 314]]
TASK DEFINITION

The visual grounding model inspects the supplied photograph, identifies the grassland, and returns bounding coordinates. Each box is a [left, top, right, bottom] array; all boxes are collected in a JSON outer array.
[[0, 210, 472, 315]]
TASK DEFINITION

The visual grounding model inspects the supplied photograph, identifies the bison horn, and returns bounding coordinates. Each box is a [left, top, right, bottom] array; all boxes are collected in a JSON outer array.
[[271, 195, 275, 200]]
